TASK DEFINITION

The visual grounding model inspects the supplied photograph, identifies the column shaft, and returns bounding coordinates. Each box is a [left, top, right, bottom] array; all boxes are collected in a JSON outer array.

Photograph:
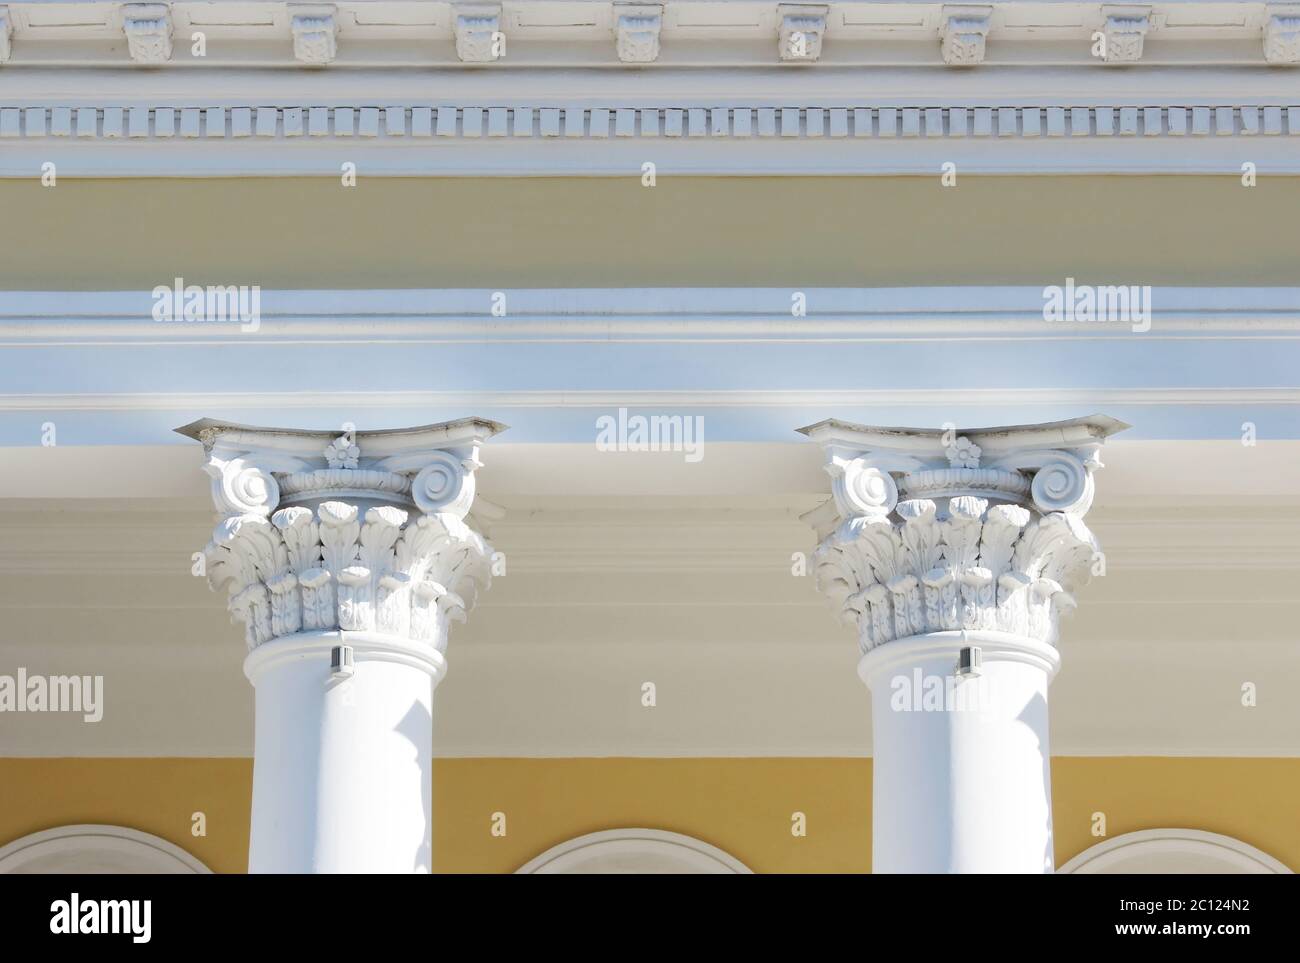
[[246, 633, 441, 873], [861, 631, 1057, 873]]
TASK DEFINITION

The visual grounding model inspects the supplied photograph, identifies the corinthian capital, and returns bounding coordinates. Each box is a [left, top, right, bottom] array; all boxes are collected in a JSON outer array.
[[799, 415, 1126, 651], [178, 418, 506, 652]]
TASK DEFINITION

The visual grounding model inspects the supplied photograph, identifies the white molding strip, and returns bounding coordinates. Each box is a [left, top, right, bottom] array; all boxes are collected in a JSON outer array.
[[2, 9, 1299, 177], [3, 101, 1300, 175], [4, 743, 1299, 759], [4, 287, 1300, 345], [2, 387, 1297, 411]]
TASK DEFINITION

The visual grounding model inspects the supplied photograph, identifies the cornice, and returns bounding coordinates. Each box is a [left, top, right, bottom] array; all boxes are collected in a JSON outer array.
[[0, 3, 1298, 173], [0, 2, 1296, 67]]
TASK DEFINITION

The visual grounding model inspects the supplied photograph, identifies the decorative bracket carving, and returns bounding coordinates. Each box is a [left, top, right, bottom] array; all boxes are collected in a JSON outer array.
[[1100, 5, 1151, 62], [941, 6, 991, 65], [290, 4, 338, 65], [454, 3, 503, 63], [122, 3, 172, 64], [778, 4, 827, 62], [1264, 8, 1300, 64], [0, 7, 11, 64], [0, 2, 1293, 71], [615, 3, 662, 63]]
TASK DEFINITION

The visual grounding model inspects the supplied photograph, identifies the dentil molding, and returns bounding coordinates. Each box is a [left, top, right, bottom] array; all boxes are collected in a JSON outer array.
[[1, 97, 1298, 176], [1, 2, 1299, 173], [179, 418, 506, 651], [801, 415, 1127, 650], [5, 102, 1299, 141]]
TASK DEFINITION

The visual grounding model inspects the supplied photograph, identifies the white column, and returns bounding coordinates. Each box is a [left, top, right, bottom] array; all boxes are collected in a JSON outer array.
[[800, 416, 1125, 874], [860, 630, 1058, 873], [181, 417, 505, 874]]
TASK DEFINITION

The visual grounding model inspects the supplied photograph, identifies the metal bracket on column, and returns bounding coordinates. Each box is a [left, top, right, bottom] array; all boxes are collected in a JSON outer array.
[[331, 644, 354, 679], [956, 645, 982, 677]]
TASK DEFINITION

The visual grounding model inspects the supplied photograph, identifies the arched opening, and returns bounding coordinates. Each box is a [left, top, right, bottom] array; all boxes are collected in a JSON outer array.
[[0, 825, 212, 874], [517, 829, 751, 874], [1059, 829, 1292, 874]]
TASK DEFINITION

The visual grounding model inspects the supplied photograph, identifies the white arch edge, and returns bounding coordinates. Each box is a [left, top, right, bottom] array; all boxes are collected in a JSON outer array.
[[1059, 828, 1293, 875], [516, 829, 753, 875], [0, 824, 213, 875]]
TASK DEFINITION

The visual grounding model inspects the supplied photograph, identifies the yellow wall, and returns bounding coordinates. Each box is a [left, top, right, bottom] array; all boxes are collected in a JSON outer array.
[[1, 757, 1296, 873], [0, 758, 252, 875], [2, 176, 1299, 288]]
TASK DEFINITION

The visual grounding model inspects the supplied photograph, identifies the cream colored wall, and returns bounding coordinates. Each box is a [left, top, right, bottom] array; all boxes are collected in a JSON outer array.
[[2, 177, 1297, 288], [2, 757, 1296, 874]]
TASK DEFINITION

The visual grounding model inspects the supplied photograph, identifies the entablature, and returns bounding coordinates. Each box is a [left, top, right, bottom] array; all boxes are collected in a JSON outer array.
[[2, 3, 1299, 174]]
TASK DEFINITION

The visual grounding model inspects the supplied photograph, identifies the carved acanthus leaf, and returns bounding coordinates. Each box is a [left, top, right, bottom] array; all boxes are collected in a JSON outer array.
[[814, 498, 1096, 651], [207, 500, 492, 651]]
